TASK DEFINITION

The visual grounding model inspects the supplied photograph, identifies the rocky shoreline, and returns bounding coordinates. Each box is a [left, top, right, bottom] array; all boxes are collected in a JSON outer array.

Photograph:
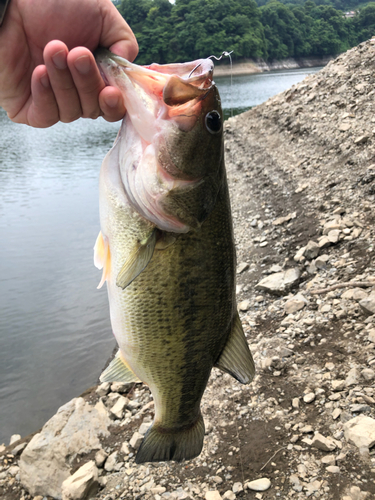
[[212, 55, 333, 77], [2, 39, 375, 500]]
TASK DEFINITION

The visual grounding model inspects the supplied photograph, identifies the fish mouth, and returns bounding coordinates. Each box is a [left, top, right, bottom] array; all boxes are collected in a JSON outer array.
[[95, 49, 215, 122], [95, 50, 219, 233]]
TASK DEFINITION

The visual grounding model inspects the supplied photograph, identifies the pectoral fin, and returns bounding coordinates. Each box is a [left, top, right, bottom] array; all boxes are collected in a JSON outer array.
[[94, 231, 111, 289], [116, 229, 157, 289], [100, 350, 141, 383], [215, 312, 255, 384]]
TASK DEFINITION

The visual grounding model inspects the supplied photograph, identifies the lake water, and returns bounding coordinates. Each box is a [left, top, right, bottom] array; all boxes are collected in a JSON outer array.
[[0, 66, 321, 444]]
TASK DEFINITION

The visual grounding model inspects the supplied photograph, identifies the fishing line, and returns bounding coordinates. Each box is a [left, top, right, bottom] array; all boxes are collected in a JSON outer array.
[[209, 51, 233, 118], [188, 51, 234, 118]]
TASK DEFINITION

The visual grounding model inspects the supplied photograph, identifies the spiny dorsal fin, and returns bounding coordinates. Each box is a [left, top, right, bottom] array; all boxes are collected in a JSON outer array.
[[214, 312, 255, 384], [116, 229, 157, 289], [100, 350, 141, 383], [94, 231, 111, 289]]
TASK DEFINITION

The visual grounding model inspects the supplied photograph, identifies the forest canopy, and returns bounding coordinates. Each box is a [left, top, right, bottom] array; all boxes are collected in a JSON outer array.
[[116, 0, 375, 63]]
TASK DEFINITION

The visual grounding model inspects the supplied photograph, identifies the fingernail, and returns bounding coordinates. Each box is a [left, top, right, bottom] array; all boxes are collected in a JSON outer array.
[[105, 94, 120, 108], [40, 72, 50, 89], [74, 55, 91, 75], [52, 50, 67, 70]]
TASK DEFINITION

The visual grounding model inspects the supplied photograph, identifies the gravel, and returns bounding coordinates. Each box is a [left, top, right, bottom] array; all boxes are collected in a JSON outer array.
[[2, 39, 375, 500]]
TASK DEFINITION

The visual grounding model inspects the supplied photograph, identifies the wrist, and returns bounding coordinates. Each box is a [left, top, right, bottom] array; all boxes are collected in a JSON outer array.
[[0, 0, 11, 25]]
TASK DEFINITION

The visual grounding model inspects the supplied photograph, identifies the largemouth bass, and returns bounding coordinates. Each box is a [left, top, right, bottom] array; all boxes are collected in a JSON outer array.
[[94, 50, 254, 464]]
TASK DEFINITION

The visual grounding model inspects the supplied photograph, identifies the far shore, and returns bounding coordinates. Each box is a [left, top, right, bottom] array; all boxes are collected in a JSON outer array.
[[213, 55, 335, 77]]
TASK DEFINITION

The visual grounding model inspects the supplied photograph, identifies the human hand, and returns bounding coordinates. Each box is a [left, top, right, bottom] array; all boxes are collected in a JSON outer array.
[[0, 0, 138, 127]]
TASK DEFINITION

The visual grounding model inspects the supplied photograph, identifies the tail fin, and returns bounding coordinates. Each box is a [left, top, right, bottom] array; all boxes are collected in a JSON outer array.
[[135, 414, 205, 463]]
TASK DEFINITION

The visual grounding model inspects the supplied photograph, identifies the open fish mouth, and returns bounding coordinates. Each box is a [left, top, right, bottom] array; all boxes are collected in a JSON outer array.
[[95, 50, 223, 233]]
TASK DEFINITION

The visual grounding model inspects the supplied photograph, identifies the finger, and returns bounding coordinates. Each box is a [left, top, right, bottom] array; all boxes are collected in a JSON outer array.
[[99, 86, 126, 123], [67, 47, 106, 120], [27, 65, 60, 128], [43, 41, 82, 123]]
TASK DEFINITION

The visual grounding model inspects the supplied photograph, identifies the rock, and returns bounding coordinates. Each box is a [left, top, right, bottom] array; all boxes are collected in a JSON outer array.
[[129, 431, 144, 450], [318, 236, 331, 248], [311, 433, 336, 451], [303, 392, 315, 403], [205, 491, 222, 500], [305, 480, 323, 496], [359, 293, 375, 315], [368, 329, 375, 343], [19, 398, 111, 499], [61, 461, 99, 500], [361, 368, 375, 380], [255, 268, 300, 296], [304, 240, 320, 260], [9, 434, 21, 445], [223, 492, 236, 500], [273, 212, 296, 225], [352, 288, 368, 301], [0, 444, 6, 454], [110, 395, 128, 419], [12, 442, 27, 456], [104, 451, 118, 472], [289, 474, 302, 492], [326, 465, 340, 473], [332, 408, 342, 420], [94, 449, 108, 468], [354, 135, 369, 145], [245, 478, 271, 491], [320, 304, 331, 313], [292, 397, 300, 409], [332, 380, 346, 391], [8, 465, 20, 476], [315, 254, 330, 269], [344, 486, 369, 500], [139, 422, 151, 435], [294, 246, 306, 262], [344, 415, 375, 448], [350, 404, 371, 414], [95, 382, 110, 397], [327, 229, 340, 243], [339, 122, 351, 132], [238, 299, 250, 311], [321, 454, 336, 465], [121, 442, 130, 454], [232, 482, 243, 493], [345, 367, 360, 386], [284, 293, 308, 314], [110, 382, 132, 393], [237, 262, 249, 274]]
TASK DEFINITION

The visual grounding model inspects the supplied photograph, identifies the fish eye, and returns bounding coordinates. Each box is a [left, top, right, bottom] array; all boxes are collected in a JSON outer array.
[[205, 110, 222, 134]]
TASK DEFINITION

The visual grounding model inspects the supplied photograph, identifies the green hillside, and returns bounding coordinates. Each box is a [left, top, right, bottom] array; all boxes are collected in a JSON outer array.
[[117, 0, 375, 63]]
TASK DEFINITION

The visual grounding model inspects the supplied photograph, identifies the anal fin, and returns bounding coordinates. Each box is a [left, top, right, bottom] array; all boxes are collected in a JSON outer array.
[[214, 312, 255, 384], [116, 229, 157, 289], [100, 350, 141, 383]]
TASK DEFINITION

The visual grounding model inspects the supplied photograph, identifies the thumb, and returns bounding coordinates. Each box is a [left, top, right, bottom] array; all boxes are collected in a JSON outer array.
[[99, 0, 138, 62]]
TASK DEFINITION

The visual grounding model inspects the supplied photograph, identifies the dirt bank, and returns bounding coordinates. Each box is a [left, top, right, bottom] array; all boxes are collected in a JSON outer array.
[[2, 39, 375, 500]]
